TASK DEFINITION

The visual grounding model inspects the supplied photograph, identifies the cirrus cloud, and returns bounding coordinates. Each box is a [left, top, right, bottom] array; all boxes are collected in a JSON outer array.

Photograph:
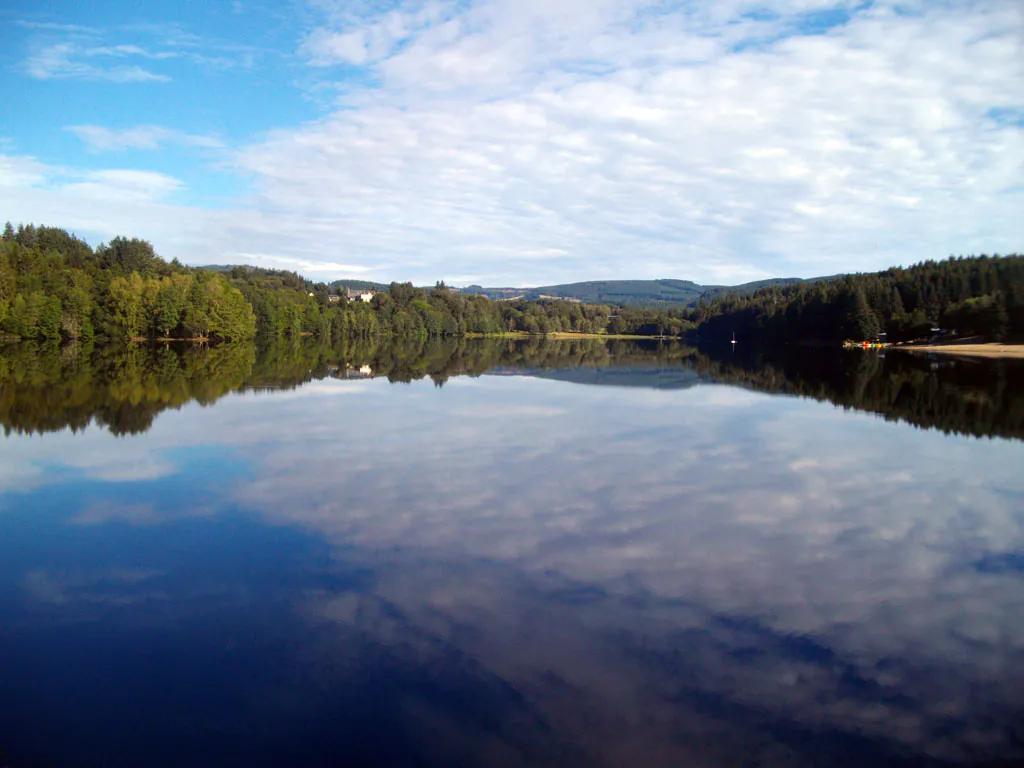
[[248, 0, 1024, 283], [66, 125, 223, 153], [5, 0, 1023, 286]]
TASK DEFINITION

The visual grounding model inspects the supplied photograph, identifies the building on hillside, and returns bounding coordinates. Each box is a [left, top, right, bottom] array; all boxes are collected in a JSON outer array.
[[346, 289, 376, 303]]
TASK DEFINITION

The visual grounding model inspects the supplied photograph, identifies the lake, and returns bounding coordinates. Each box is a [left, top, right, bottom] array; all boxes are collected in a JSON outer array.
[[1, 338, 1022, 767]]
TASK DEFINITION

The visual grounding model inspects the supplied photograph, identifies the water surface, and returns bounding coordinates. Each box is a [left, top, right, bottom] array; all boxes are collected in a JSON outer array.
[[1, 339, 1022, 767]]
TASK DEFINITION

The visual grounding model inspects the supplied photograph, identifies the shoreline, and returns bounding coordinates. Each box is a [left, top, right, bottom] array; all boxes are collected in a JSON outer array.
[[464, 332, 661, 340], [892, 343, 1024, 359], [543, 332, 659, 340]]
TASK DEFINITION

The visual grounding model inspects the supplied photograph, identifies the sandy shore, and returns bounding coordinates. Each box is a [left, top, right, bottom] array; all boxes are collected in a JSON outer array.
[[893, 343, 1024, 359]]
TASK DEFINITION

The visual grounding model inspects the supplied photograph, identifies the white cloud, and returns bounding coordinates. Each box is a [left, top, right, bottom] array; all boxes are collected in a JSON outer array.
[[25, 41, 171, 82], [253, 0, 1024, 283], [0, 155, 53, 188], [0, 157, 182, 204], [226, 252, 373, 276], [7, 0, 1024, 285], [18, 21, 260, 84], [0, 154, 399, 279], [16, 21, 99, 33], [61, 169, 185, 203], [302, 29, 372, 65], [67, 125, 223, 152], [300, 1, 452, 66]]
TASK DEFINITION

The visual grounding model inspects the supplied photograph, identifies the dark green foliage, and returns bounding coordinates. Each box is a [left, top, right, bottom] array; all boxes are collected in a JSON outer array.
[[197, 266, 694, 340], [0, 337, 698, 436], [691, 255, 1024, 343], [940, 294, 1011, 341], [845, 288, 880, 341], [690, 346, 1024, 440], [2, 338, 1021, 440], [326, 277, 388, 293], [1, 220, 693, 343], [96, 236, 161, 275], [0, 223, 256, 342], [0, 341, 256, 436], [11, 220, 1016, 349]]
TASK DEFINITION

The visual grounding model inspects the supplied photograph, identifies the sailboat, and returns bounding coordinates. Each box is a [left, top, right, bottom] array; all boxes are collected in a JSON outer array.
[[731, 332, 737, 345]]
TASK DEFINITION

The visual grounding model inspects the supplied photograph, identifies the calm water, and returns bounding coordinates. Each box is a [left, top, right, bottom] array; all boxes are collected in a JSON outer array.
[[1, 339, 1023, 767]]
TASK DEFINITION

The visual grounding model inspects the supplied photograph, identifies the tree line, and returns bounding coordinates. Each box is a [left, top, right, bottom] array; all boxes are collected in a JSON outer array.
[[690, 254, 1024, 343], [1, 224, 256, 342], [4, 222, 1020, 346], [1, 223, 690, 343], [211, 265, 693, 338]]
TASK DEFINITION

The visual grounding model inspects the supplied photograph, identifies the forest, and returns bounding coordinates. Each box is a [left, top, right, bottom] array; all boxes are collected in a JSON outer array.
[[0, 223, 690, 343], [1, 224, 257, 343], [691, 254, 1024, 343], [2, 222, 1021, 346]]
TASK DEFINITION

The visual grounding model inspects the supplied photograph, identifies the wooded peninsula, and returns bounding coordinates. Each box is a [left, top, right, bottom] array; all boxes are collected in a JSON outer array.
[[2, 222, 1021, 345]]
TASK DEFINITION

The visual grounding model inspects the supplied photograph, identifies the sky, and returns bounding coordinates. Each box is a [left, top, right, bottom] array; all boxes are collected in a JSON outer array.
[[0, 0, 1021, 287]]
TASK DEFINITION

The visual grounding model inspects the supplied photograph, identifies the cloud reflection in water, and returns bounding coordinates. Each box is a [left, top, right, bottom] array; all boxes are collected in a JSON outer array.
[[1, 369, 1022, 766]]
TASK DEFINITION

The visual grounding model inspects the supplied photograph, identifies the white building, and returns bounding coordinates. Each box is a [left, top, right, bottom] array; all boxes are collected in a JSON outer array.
[[346, 289, 376, 303]]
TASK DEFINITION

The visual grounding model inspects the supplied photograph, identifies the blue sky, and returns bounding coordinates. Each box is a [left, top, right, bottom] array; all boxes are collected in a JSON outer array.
[[1, 0, 1021, 286]]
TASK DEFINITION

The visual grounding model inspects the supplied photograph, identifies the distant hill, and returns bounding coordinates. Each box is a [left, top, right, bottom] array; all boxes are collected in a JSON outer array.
[[206, 265, 817, 306], [462, 277, 816, 307], [534, 279, 706, 304]]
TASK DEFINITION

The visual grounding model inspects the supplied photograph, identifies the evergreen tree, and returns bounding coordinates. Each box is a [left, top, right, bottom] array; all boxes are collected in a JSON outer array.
[[846, 288, 880, 340]]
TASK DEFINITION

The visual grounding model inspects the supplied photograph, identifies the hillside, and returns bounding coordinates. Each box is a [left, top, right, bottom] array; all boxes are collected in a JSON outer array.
[[462, 277, 812, 306], [693, 255, 1024, 344], [212, 268, 813, 307]]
